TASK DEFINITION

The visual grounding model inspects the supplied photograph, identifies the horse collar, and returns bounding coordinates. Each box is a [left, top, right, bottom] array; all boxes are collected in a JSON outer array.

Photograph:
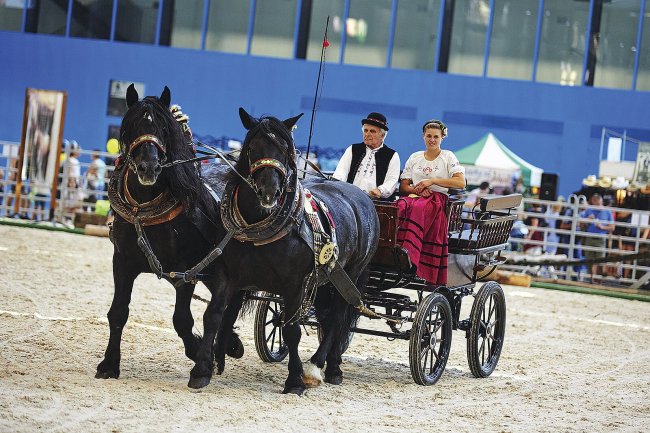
[[108, 163, 184, 226]]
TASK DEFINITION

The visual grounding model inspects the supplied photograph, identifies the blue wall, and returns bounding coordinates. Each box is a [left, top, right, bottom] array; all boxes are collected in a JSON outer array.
[[2, 31, 649, 197]]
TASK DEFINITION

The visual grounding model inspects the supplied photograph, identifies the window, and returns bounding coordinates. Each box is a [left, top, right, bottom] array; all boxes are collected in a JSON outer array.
[[391, 0, 441, 70], [448, 0, 491, 76], [69, 0, 113, 40], [306, 0, 345, 63], [33, 0, 68, 36], [343, 0, 392, 67], [250, 0, 298, 58], [206, 0, 251, 54], [636, 1, 650, 91], [487, 0, 538, 80], [0, 2, 23, 32], [594, 0, 641, 90], [115, 0, 159, 44], [170, 0, 204, 49], [535, 0, 589, 86]]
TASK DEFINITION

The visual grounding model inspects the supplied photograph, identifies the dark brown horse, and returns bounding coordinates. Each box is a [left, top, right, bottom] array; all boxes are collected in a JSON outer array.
[[95, 85, 241, 382], [189, 108, 380, 394]]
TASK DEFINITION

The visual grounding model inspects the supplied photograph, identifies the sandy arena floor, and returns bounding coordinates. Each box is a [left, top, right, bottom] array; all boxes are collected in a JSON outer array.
[[1, 225, 649, 433]]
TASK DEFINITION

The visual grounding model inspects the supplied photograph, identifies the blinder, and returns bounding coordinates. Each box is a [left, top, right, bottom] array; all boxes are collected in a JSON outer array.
[[246, 129, 294, 197]]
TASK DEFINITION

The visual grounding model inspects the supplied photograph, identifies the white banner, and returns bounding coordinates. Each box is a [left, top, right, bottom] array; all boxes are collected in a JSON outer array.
[[464, 165, 518, 187]]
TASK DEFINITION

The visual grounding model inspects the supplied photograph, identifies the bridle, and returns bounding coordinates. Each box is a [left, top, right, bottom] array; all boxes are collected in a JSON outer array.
[[245, 127, 295, 198], [124, 133, 168, 172]]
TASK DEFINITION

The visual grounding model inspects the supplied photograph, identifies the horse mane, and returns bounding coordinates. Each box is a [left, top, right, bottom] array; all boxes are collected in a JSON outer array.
[[230, 116, 296, 183], [120, 96, 215, 213]]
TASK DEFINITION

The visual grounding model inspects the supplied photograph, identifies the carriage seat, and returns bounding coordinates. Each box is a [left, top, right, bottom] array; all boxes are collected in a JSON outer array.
[[447, 194, 522, 254]]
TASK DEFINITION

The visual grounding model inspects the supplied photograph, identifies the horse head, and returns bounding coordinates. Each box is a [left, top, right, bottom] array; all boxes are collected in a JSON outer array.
[[238, 107, 303, 209], [120, 84, 178, 186]]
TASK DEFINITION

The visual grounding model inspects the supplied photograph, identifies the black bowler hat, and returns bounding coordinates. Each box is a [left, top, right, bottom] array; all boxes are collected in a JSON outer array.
[[361, 112, 389, 131]]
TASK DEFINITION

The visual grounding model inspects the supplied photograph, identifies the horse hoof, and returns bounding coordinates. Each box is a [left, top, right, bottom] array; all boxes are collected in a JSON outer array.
[[188, 376, 211, 390], [95, 371, 119, 379], [303, 363, 323, 388], [226, 334, 244, 359], [324, 374, 343, 385], [282, 386, 306, 396]]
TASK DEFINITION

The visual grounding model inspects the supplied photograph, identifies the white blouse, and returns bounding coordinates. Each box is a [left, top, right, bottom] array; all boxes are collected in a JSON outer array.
[[400, 150, 465, 194]]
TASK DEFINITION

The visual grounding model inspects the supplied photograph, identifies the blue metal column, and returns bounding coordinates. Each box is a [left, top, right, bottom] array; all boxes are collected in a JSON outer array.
[[632, 0, 646, 90], [531, 0, 545, 81], [200, 0, 210, 51], [155, 0, 164, 45], [110, 0, 118, 41], [433, 0, 446, 72], [582, 0, 596, 85], [65, 0, 73, 37], [246, 0, 257, 55], [385, 0, 398, 67], [482, 0, 496, 77], [340, 0, 351, 64], [293, 0, 304, 58]]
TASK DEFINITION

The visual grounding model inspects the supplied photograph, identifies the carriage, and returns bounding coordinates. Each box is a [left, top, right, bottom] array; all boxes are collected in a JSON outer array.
[[250, 190, 522, 385]]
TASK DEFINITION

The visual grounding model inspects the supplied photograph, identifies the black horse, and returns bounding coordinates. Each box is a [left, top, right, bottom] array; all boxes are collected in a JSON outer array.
[[191, 108, 380, 394], [95, 85, 240, 382]]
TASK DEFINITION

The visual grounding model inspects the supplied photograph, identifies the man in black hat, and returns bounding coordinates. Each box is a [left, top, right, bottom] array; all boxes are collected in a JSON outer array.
[[332, 112, 400, 199]]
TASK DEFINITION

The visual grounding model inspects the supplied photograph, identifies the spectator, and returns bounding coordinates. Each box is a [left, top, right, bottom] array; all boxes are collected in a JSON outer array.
[[524, 203, 546, 255], [580, 193, 614, 282], [332, 112, 400, 199], [63, 140, 82, 222], [465, 181, 491, 209], [90, 150, 106, 192]]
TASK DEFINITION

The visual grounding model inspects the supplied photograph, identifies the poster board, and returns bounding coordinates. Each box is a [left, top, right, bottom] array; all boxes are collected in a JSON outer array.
[[14, 88, 67, 215], [107, 80, 144, 117], [632, 142, 650, 186]]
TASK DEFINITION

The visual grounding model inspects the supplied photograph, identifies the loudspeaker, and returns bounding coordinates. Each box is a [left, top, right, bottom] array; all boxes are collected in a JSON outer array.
[[539, 173, 558, 201]]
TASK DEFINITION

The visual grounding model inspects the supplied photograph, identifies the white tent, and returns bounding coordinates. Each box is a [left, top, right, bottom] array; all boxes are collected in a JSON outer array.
[[455, 133, 543, 187]]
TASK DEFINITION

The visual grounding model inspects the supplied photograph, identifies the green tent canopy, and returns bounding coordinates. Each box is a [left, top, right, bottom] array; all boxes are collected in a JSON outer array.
[[455, 133, 543, 187]]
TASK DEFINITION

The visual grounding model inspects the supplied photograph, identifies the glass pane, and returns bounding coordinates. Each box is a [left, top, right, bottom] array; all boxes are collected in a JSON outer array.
[[343, 0, 392, 67], [448, 0, 490, 76], [306, 0, 344, 63], [594, 0, 641, 90], [70, 0, 113, 40], [636, 1, 650, 90], [391, 0, 441, 70], [170, 0, 204, 49], [250, 0, 298, 58], [536, 0, 589, 86], [35, 0, 68, 36], [206, 0, 251, 54], [487, 0, 538, 80], [0, 3, 23, 32], [114, 0, 158, 44]]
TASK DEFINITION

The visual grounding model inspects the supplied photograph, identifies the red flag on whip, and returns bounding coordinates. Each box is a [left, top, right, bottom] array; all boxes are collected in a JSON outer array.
[[323, 38, 330, 48]]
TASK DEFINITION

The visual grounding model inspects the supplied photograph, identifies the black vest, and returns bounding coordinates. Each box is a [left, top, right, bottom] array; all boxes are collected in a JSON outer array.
[[346, 143, 396, 187]]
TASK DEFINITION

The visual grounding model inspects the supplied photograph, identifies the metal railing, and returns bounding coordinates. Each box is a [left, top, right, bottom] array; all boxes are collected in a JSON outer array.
[[503, 195, 650, 288]]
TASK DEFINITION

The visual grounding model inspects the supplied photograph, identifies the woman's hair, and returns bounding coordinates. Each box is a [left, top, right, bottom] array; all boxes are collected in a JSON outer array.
[[422, 119, 448, 137]]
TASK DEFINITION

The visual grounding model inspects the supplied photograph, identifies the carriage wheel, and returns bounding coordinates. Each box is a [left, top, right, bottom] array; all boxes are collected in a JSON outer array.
[[408, 293, 453, 386], [253, 294, 288, 362], [466, 281, 506, 378]]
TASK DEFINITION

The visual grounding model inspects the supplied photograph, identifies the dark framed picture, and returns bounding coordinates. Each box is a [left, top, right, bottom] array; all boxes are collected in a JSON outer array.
[[107, 80, 145, 117], [15, 88, 67, 214]]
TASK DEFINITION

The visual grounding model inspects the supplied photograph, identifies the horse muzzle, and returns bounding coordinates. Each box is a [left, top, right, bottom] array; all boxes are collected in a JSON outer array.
[[135, 161, 162, 185]]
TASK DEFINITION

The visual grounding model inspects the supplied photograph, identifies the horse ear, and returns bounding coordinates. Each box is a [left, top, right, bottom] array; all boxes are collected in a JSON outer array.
[[239, 107, 259, 130], [126, 84, 139, 108], [160, 86, 171, 107], [283, 113, 304, 131]]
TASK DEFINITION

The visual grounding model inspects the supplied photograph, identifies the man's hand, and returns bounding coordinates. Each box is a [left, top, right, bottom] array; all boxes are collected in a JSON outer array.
[[369, 188, 382, 198]]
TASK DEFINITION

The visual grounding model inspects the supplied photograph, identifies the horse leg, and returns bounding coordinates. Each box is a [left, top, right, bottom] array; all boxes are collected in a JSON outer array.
[[187, 278, 228, 390], [214, 290, 245, 375], [96, 264, 137, 379], [305, 286, 336, 387], [323, 267, 368, 385], [172, 282, 201, 361], [282, 319, 306, 395]]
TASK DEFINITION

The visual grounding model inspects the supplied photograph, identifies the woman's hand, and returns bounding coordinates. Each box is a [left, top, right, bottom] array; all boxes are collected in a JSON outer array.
[[414, 179, 435, 194]]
